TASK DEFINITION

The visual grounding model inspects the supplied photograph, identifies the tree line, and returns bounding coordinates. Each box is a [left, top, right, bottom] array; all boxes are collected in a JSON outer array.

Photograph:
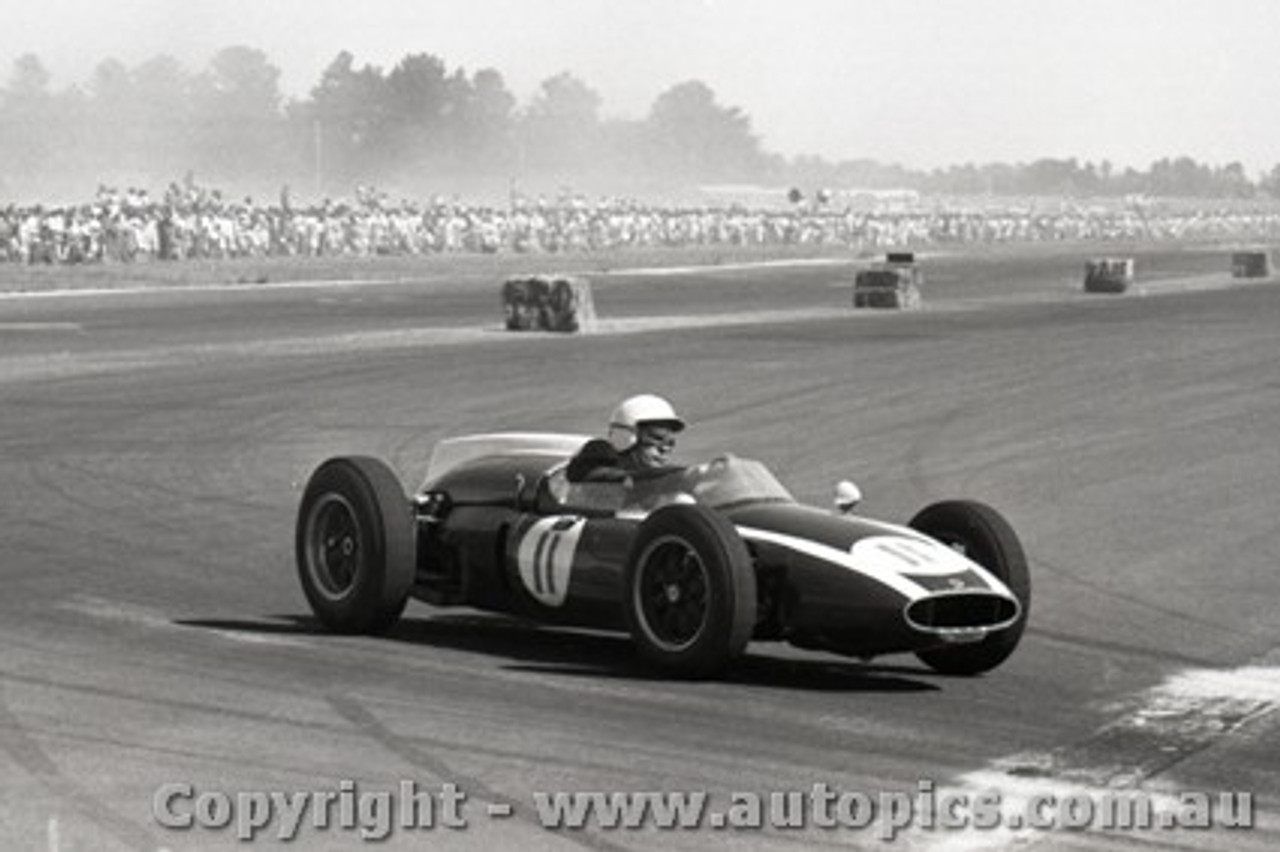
[[2, 46, 1278, 203]]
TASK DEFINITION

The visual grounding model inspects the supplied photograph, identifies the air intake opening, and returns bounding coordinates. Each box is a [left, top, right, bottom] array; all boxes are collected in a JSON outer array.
[[906, 592, 1019, 632]]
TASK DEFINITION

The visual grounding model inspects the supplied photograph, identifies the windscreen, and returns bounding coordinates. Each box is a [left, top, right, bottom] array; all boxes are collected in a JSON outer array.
[[622, 454, 794, 511]]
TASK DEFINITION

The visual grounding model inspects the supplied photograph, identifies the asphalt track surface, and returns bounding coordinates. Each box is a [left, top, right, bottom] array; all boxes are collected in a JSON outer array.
[[1, 244, 1277, 851]]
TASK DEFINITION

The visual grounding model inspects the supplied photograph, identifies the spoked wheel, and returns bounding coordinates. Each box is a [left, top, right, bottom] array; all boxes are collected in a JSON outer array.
[[624, 505, 756, 678], [304, 492, 364, 600], [634, 536, 714, 652], [295, 456, 415, 634], [909, 500, 1030, 675]]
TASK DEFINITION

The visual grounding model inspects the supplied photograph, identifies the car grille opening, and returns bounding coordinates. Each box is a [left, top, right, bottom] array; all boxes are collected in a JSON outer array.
[[906, 592, 1019, 632]]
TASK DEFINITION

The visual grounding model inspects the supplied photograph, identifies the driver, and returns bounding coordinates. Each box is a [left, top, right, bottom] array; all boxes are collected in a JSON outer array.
[[566, 394, 685, 483]]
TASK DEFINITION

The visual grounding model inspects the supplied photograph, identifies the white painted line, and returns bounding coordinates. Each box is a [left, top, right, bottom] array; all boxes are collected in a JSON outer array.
[[0, 322, 83, 331], [0, 277, 405, 301], [603, 257, 854, 276], [594, 307, 844, 334]]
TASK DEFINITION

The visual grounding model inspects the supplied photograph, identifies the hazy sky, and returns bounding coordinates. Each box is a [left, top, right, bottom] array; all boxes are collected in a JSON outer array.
[[5, 0, 1278, 174]]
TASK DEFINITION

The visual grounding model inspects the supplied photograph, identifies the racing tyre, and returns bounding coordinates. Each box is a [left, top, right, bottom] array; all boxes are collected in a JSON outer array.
[[623, 504, 756, 678], [296, 456, 415, 634], [908, 500, 1030, 675]]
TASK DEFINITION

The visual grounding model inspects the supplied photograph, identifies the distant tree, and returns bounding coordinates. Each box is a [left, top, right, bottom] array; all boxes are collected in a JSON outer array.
[[1148, 156, 1211, 197], [519, 72, 603, 173], [0, 54, 57, 180], [82, 59, 139, 177], [1112, 166, 1147, 196], [925, 162, 984, 194], [131, 55, 197, 179], [1022, 158, 1087, 195], [7, 53, 51, 96], [384, 53, 451, 164], [1214, 161, 1253, 198], [190, 46, 286, 182], [307, 51, 391, 186], [1097, 159, 1115, 188], [1259, 164, 1280, 199], [88, 58, 131, 105], [452, 68, 518, 172], [643, 80, 763, 180]]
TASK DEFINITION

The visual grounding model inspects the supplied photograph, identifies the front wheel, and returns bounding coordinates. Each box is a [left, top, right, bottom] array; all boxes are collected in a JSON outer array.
[[295, 456, 415, 634], [623, 504, 756, 678], [909, 500, 1030, 675]]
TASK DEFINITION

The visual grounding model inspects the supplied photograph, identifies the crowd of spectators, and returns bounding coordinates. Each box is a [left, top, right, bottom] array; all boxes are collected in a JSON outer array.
[[3, 180, 1280, 266]]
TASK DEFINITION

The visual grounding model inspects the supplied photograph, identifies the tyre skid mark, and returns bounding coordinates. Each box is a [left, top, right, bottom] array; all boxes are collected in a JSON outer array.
[[1026, 626, 1214, 669], [0, 682, 160, 851], [0, 664, 352, 738], [326, 694, 634, 852], [1028, 553, 1261, 641], [17, 602, 875, 796], [56, 594, 311, 648], [3, 662, 632, 797]]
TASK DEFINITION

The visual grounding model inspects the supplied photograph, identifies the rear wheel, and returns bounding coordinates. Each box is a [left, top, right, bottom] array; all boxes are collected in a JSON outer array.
[[623, 505, 756, 678], [909, 500, 1030, 675], [296, 456, 415, 634]]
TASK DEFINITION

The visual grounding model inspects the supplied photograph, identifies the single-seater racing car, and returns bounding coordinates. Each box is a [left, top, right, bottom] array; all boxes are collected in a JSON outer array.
[[294, 433, 1030, 678]]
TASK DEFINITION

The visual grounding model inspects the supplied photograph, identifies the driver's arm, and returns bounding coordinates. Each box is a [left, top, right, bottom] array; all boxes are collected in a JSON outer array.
[[565, 439, 629, 483]]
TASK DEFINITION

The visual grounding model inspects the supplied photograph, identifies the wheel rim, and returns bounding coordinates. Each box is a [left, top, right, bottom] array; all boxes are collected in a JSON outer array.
[[633, 535, 710, 652], [304, 493, 363, 602]]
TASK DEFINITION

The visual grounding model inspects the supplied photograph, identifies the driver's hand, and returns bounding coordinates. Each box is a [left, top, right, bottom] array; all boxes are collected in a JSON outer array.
[[583, 466, 629, 484]]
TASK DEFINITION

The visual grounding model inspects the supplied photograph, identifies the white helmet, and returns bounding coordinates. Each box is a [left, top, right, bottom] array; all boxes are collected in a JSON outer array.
[[833, 479, 863, 512], [607, 394, 685, 451]]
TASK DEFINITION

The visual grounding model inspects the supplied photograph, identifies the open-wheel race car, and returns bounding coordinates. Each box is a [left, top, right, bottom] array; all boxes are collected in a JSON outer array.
[[295, 433, 1030, 678]]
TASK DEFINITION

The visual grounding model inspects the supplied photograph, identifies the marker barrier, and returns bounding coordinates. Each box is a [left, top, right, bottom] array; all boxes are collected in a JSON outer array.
[[854, 253, 923, 309], [1230, 250, 1272, 278], [502, 275, 597, 333], [1084, 258, 1135, 293]]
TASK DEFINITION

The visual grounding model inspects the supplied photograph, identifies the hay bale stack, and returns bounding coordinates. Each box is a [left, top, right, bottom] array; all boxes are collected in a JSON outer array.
[[502, 275, 597, 333], [854, 254, 922, 309], [1231, 251, 1272, 279], [1084, 258, 1135, 293]]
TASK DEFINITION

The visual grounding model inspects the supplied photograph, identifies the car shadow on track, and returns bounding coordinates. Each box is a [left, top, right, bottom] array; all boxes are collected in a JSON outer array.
[[177, 612, 942, 693]]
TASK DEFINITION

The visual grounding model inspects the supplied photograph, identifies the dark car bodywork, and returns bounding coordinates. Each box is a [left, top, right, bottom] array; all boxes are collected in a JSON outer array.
[[391, 433, 1026, 670]]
